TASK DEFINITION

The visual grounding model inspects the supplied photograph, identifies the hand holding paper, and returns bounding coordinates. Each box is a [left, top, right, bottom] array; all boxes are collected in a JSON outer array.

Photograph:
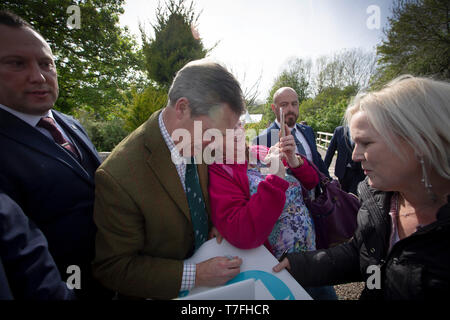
[[196, 256, 242, 287], [208, 226, 224, 244], [182, 239, 312, 300], [272, 257, 291, 273]]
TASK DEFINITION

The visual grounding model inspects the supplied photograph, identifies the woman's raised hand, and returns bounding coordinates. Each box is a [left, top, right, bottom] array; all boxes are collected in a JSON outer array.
[[279, 124, 302, 168]]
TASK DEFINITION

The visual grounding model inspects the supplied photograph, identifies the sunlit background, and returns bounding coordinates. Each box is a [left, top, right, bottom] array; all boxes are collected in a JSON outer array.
[[120, 0, 393, 101]]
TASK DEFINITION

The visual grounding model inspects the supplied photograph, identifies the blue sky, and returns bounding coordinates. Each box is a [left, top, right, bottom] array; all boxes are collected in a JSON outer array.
[[120, 0, 394, 101]]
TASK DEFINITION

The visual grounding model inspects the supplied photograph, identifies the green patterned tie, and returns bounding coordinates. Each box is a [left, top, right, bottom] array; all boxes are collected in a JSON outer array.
[[185, 157, 209, 251]]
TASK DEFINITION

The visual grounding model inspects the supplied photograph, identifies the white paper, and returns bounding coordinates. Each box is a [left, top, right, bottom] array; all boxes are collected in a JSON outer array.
[[181, 239, 312, 300], [178, 279, 255, 300]]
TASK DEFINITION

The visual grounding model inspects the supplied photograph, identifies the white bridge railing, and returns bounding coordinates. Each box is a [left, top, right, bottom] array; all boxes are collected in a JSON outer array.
[[316, 131, 333, 150]]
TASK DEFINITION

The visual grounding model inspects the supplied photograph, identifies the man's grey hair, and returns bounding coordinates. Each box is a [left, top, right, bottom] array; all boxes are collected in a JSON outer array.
[[168, 59, 245, 117]]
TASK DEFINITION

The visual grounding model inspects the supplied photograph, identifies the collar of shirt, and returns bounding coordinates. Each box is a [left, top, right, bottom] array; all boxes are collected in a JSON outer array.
[[0, 103, 52, 127], [0, 104, 77, 154], [0, 104, 71, 141], [158, 109, 188, 191]]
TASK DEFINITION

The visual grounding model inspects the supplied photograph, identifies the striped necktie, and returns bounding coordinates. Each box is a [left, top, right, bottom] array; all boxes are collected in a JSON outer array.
[[37, 117, 80, 160]]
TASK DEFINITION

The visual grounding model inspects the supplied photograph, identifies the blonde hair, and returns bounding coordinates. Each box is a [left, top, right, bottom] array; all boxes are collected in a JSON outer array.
[[344, 75, 450, 180]]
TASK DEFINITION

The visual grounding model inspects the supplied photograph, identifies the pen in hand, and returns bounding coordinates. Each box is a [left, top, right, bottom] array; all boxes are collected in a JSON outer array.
[[278, 248, 289, 262]]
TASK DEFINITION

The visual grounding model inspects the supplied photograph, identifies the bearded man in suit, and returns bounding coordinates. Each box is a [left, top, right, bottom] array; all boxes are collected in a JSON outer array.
[[253, 87, 329, 177]]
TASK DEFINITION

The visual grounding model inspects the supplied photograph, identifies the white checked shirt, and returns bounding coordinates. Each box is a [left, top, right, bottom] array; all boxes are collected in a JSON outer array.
[[158, 110, 196, 292], [158, 110, 189, 190]]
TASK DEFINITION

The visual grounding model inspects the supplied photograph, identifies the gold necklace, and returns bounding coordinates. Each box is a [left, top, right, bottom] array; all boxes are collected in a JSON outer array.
[[397, 193, 417, 218], [399, 211, 416, 218]]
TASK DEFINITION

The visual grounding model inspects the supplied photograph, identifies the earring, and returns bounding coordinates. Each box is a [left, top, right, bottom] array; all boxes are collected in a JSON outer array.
[[419, 157, 437, 202]]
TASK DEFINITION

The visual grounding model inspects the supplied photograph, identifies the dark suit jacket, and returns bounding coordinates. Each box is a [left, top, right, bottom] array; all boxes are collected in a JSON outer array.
[[93, 110, 211, 299], [324, 126, 355, 181], [253, 121, 330, 177], [0, 258, 13, 300], [0, 107, 101, 295], [0, 192, 75, 300]]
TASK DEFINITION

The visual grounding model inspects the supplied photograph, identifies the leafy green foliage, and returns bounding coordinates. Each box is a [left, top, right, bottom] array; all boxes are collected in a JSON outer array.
[[120, 85, 168, 132], [75, 109, 128, 152], [299, 85, 358, 133], [247, 104, 265, 114], [260, 102, 275, 126], [74, 84, 167, 150], [141, 0, 209, 88], [375, 0, 450, 85], [1, 0, 144, 115]]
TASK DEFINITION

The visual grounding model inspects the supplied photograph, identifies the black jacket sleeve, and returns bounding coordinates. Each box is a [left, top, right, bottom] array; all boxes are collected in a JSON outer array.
[[0, 257, 13, 299], [287, 236, 363, 287], [0, 193, 76, 300]]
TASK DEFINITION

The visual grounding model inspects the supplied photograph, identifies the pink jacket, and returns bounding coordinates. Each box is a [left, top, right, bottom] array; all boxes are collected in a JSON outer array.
[[208, 155, 319, 250]]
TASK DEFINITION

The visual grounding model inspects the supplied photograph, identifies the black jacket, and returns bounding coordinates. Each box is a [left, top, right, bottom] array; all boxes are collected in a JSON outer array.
[[0, 192, 75, 300], [287, 178, 450, 299], [324, 126, 363, 181], [0, 108, 101, 298]]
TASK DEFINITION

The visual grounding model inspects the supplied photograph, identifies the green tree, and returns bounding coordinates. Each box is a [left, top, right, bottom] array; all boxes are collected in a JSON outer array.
[[120, 85, 168, 132], [375, 0, 450, 85], [75, 109, 128, 152], [141, 0, 210, 88], [247, 104, 265, 114], [299, 85, 358, 133], [0, 0, 143, 115]]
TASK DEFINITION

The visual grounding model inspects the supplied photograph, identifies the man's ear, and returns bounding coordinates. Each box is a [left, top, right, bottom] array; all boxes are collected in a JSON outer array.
[[174, 97, 191, 120]]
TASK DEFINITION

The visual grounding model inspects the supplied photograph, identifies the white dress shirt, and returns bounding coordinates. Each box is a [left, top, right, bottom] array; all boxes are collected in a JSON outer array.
[[0, 104, 72, 143]]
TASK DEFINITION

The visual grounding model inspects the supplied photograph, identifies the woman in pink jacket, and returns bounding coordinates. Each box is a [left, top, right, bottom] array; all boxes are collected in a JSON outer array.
[[208, 122, 319, 260]]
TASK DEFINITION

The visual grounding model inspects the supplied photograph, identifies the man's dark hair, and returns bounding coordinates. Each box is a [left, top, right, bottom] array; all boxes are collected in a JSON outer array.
[[0, 10, 32, 28]]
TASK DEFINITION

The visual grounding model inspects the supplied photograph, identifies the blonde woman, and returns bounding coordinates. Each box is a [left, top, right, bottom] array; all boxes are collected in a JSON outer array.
[[274, 75, 450, 300]]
